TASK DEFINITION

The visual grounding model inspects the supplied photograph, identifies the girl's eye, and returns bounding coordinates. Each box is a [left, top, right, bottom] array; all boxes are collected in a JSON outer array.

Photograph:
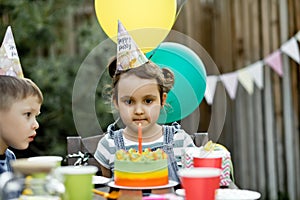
[[25, 112, 31, 117], [124, 99, 132, 105], [145, 99, 153, 104]]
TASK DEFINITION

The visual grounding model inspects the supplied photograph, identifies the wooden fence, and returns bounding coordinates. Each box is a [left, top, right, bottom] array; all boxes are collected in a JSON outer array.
[[174, 0, 300, 199]]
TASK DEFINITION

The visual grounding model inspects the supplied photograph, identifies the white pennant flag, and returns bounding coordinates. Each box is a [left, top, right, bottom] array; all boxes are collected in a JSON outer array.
[[220, 72, 238, 100], [280, 37, 300, 64], [204, 75, 219, 105], [238, 68, 254, 95], [246, 61, 264, 89], [264, 50, 283, 77]]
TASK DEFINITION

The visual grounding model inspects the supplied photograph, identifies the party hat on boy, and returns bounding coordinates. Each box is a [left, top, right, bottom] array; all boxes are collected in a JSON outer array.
[[116, 20, 148, 72], [0, 26, 24, 78]]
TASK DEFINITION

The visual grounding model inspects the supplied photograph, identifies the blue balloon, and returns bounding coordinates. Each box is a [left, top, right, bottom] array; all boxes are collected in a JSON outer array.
[[146, 42, 207, 123]]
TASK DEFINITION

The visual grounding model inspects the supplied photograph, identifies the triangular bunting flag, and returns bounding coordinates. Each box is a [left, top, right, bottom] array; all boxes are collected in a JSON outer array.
[[0, 26, 23, 77], [264, 50, 283, 77], [204, 75, 218, 105], [238, 68, 254, 95], [246, 61, 264, 89], [220, 72, 238, 100], [280, 37, 300, 64], [295, 31, 300, 42]]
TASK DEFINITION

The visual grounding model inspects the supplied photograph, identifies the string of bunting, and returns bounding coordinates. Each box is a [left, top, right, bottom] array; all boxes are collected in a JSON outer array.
[[204, 30, 300, 105]]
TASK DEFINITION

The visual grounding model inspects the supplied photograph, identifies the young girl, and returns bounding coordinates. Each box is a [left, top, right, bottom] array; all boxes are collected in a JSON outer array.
[[0, 75, 43, 174], [94, 57, 195, 183]]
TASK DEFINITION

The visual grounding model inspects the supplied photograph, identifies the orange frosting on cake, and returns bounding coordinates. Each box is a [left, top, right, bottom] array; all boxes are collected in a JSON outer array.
[[114, 148, 168, 187]]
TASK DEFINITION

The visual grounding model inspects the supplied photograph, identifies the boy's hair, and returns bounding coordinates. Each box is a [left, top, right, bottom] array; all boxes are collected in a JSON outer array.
[[107, 56, 174, 105], [0, 75, 43, 111]]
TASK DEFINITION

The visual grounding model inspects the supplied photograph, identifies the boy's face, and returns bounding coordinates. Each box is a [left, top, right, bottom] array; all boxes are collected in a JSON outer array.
[[114, 74, 166, 133], [0, 95, 41, 154]]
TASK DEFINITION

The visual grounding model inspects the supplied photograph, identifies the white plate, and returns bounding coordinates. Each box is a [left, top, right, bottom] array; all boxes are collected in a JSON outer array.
[[216, 189, 261, 200], [92, 175, 111, 185], [175, 189, 261, 200], [175, 188, 185, 196], [107, 180, 178, 190]]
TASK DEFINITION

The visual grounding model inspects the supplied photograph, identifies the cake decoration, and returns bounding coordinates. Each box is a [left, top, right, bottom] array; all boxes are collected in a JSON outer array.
[[115, 148, 167, 162]]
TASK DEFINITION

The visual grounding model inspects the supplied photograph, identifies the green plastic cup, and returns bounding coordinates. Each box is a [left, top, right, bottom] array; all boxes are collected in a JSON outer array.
[[56, 166, 98, 200]]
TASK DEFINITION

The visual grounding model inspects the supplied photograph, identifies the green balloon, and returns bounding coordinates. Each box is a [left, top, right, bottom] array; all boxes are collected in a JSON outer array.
[[146, 42, 207, 123]]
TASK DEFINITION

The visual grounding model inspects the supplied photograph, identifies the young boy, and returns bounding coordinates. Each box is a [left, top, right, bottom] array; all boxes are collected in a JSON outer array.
[[0, 75, 43, 174]]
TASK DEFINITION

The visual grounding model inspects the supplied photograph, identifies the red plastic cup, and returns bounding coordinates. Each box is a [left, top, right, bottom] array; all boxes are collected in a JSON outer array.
[[193, 156, 222, 169], [178, 168, 221, 200]]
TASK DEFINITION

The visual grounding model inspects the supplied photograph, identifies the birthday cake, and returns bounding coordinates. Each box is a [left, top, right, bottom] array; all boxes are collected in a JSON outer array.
[[114, 148, 169, 187]]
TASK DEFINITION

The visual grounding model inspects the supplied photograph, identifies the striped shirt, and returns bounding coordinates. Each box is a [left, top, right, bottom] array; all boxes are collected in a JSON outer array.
[[94, 123, 195, 181]]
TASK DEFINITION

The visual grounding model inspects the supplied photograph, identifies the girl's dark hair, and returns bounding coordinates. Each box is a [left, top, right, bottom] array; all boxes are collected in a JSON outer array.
[[107, 56, 174, 105]]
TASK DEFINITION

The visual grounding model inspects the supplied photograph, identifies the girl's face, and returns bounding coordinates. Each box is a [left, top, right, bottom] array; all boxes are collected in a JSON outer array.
[[0, 95, 41, 154], [114, 74, 166, 132]]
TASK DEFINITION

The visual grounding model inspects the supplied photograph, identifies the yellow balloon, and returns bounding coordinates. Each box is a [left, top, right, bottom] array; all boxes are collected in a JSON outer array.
[[94, 0, 176, 52]]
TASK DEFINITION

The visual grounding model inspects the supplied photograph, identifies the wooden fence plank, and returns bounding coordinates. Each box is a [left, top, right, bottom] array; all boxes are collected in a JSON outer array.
[[289, 1, 300, 198], [219, 0, 233, 72], [269, 0, 286, 197], [230, 0, 244, 188], [249, 1, 267, 197], [249, 0, 260, 61], [232, 0, 244, 69], [208, 83, 228, 143], [291, 65, 300, 200], [253, 86, 267, 199], [279, 1, 297, 199], [281, 56, 296, 199], [235, 85, 248, 188], [242, 0, 251, 65], [247, 90, 256, 190], [263, 67, 278, 200], [243, 0, 256, 190], [261, 0, 278, 198]]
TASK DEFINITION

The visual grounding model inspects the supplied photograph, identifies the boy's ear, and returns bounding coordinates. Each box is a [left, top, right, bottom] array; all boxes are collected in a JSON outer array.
[[113, 98, 119, 110], [162, 93, 167, 106]]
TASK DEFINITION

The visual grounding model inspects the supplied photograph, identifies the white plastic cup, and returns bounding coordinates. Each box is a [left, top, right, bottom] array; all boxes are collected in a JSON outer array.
[[28, 156, 63, 167]]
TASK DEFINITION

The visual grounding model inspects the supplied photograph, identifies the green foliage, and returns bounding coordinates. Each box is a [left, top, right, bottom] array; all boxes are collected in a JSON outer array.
[[0, 0, 113, 157]]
